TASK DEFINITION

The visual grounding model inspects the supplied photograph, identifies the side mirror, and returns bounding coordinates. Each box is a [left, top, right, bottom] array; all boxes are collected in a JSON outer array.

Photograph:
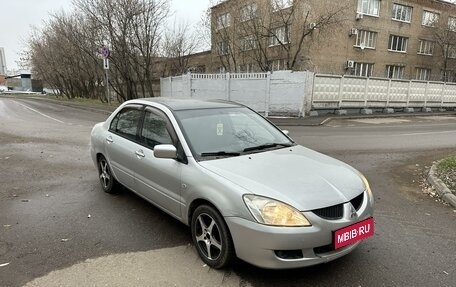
[[282, 130, 289, 136], [154, 144, 177, 159]]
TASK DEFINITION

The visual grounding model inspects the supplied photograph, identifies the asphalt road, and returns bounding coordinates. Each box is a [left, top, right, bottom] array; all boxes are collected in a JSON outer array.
[[0, 97, 455, 287]]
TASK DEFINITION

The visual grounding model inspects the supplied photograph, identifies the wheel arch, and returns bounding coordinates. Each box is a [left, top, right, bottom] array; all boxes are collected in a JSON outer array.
[[187, 198, 219, 226]]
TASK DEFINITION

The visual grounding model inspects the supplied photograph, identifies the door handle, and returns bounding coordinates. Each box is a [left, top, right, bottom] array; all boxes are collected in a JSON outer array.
[[106, 136, 113, 143], [135, 150, 145, 158]]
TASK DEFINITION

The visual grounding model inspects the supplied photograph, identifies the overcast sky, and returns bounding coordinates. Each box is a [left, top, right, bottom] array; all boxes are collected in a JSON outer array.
[[0, 0, 210, 71]]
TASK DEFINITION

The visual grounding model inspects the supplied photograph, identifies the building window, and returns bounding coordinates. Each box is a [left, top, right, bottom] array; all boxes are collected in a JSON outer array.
[[415, 68, 431, 81], [392, 4, 412, 22], [388, 35, 408, 52], [355, 30, 377, 49], [240, 3, 257, 22], [216, 13, 231, 30], [417, 40, 434, 55], [386, 65, 404, 79], [270, 26, 290, 46], [239, 63, 255, 73], [269, 59, 287, 71], [271, 0, 292, 11], [446, 45, 456, 59], [442, 70, 456, 82], [448, 17, 456, 32], [422, 10, 439, 27], [357, 0, 380, 16], [217, 41, 229, 55], [353, 62, 374, 77], [240, 35, 258, 51]]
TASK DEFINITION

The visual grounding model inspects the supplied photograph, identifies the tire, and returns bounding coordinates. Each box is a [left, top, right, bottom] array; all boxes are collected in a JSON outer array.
[[97, 155, 118, 194], [191, 205, 235, 269]]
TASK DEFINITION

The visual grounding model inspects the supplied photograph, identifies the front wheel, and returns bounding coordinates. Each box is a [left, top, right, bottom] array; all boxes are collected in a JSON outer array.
[[191, 205, 235, 269], [97, 155, 118, 194]]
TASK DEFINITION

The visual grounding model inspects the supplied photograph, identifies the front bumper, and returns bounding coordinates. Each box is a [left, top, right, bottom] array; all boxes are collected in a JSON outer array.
[[225, 194, 373, 269]]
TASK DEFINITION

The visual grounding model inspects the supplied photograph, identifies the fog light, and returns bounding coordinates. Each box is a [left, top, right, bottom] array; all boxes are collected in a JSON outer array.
[[274, 249, 304, 259]]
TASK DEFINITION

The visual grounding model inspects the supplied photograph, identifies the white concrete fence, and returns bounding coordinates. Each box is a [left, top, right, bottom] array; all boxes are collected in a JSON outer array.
[[160, 71, 456, 116]]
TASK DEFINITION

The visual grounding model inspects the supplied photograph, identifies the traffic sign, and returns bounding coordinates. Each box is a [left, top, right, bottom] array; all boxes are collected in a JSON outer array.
[[101, 47, 110, 59], [103, 58, 109, 70]]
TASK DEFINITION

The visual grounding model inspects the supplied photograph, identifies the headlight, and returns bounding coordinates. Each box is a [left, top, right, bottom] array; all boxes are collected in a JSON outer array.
[[360, 174, 374, 203], [243, 195, 311, 227]]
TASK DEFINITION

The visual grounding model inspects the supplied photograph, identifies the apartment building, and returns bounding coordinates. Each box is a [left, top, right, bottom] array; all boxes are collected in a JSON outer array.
[[204, 0, 456, 81]]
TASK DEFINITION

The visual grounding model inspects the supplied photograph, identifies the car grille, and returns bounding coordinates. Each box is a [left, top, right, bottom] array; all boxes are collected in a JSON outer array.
[[350, 192, 364, 211], [312, 204, 343, 220], [311, 192, 364, 220]]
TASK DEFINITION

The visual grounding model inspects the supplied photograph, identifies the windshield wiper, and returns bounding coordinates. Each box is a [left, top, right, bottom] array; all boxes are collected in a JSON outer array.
[[200, 151, 241, 157], [243, 142, 293, 152]]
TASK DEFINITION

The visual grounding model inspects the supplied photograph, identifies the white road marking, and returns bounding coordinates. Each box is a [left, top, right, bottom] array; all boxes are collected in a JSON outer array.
[[394, 130, 456, 136], [349, 118, 411, 125], [13, 101, 65, 124]]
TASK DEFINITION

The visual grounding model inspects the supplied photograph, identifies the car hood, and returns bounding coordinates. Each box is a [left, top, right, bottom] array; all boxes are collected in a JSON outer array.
[[198, 145, 365, 211]]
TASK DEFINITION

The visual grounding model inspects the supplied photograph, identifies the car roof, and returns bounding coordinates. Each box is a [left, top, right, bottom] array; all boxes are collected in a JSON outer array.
[[130, 98, 244, 111]]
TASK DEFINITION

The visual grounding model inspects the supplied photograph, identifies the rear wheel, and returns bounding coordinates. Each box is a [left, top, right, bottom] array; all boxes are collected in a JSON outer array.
[[97, 155, 118, 194], [191, 205, 235, 269]]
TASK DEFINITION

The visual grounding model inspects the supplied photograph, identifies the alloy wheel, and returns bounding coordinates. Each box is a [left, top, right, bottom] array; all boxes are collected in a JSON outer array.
[[99, 158, 111, 189], [194, 213, 223, 261]]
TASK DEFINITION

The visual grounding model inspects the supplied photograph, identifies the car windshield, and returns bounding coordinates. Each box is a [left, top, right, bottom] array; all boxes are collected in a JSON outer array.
[[174, 107, 294, 159]]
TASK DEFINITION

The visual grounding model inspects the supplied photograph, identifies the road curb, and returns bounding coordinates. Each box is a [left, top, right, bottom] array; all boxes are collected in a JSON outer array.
[[427, 161, 456, 208]]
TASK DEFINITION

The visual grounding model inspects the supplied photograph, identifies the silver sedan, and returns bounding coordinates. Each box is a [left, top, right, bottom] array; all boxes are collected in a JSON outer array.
[[90, 98, 374, 269]]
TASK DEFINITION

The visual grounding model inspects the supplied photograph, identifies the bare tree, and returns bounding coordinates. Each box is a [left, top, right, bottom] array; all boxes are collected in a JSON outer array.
[[74, 0, 170, 100], [28, 12, 105, 99], [27, 0, 170, 101], [203, 0, 350, 73], [430, 13, 456, 82], [239, 0, 350, 72], [212, 3, 241, 72], [161, 20, 199, 75]]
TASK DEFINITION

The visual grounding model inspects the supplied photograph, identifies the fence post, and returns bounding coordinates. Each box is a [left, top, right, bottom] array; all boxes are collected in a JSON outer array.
[[188, 72, 193, 98], [265, 71, 271, 117], [300, 71, 313, 117], [406, 80, 411, 107], [169, 77, 172, 97], [424, 81, 429, 108], [226, 72, 231, 101], [386, 79, 392, 107], [338, 75, 344, 109], [160, 78, 164, 97], [308, 72, 316, 115], [441, 82, 446, 107], [364, 77, 369, 107]]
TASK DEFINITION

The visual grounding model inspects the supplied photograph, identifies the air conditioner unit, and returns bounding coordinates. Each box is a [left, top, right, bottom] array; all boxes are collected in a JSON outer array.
[[346, 60, 355, 69], [350, 28, 358, 36], [356, 13, 364, 20], [309, 22, 317, 30]]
